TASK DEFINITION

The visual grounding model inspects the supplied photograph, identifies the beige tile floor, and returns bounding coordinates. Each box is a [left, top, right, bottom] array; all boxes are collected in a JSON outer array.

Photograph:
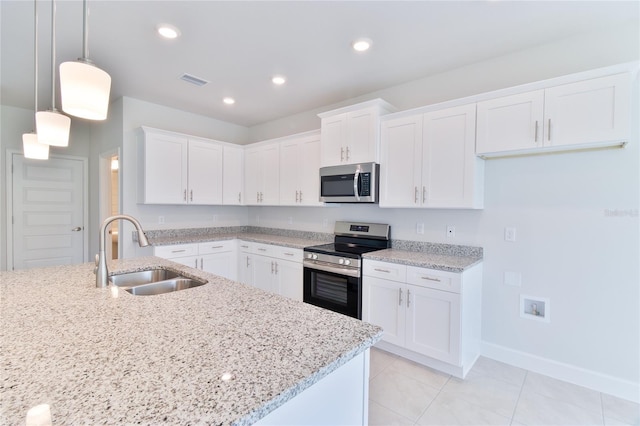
[[368, 348, 640, 426]]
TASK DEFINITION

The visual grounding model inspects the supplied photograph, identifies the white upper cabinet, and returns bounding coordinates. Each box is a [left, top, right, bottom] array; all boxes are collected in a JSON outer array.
[[477, 72, 631, 156], [245, 142, 280, 205], [422, 104, 483, 208], [279, 131, 322, 206], [188, 137, 223, 205], [223, 145, 244, 205], [380, 104, 484, 209], [319, 99, 396, 167], [138, 127, 223, 205]]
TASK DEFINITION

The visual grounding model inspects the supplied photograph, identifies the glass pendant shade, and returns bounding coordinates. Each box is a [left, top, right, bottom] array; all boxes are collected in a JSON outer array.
[[23, 133, 50, 160], [59, 60, 111, 120], [36, 110, 71, 146]]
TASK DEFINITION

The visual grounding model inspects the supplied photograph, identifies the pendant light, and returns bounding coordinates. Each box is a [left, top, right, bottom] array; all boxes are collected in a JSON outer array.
[[36, 0, 71, 147], [23, 0, 49, 160], [59, 0, 111, 120]]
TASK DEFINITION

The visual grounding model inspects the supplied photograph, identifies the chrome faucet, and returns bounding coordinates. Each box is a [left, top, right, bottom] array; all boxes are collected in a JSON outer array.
[[95, 214, 149, 288]]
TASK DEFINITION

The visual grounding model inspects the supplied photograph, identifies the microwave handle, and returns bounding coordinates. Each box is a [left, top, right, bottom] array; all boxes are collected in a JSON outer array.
[[353, 168, 361, 201]]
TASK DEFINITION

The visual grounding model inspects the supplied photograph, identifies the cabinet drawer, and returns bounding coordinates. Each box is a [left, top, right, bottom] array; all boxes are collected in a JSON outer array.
[[274, 246, 303, 263], [363, 260, 406, 282], [198, 239, 236, 255], [154, 243, 198, 259], [406, 266, 461, 293], [253, 242, 277, 257], [238, 241, 253, 253]]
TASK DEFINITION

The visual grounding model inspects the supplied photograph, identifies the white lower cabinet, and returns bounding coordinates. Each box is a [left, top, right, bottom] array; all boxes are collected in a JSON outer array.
[[154, 240, 237, 281], [363, 259, 482, 378], [249, 242, 303, 302]]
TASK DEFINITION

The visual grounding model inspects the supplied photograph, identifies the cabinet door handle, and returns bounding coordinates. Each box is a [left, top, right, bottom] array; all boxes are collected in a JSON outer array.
[[534, 120, 539, 142], [414, 187, 418, 203], [407, 289, 411, 308], [184, 189, 187, 201], [340, 147, 344, 162], [422, 186, 426, 204], [374, 268, 390, 273], [246, 256, 250, 267], [299, 191, 302, 202], [171, 249, 186, 253], [190, 190, 193, 202], [421, 276, 441, 282], [398, 288, 403, 306], [71, 226, 83, 231], [260, 192, 264, 202], [257, 192, 260, 203], [346, 146, 350, 161], [194, 259, 198, 268], [295, 190, 299, 203], [200, 258, 203, 269], [238, 192, 241, 203], [547, 119, 551, 142], [275, 262, 278, 275], [271, 261, 274, 274]]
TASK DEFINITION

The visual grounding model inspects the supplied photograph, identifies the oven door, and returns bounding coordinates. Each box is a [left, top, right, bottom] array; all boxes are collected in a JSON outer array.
[[303, 261, 361, 319]]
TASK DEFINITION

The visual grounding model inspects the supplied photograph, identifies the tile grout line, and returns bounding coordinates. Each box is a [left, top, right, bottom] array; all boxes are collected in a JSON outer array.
[[412, 375, 453, 425], [599, 392, 605, 425], [510, 370, 528, 425]]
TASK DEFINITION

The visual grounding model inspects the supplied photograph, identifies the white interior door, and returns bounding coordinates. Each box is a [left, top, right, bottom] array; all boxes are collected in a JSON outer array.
[[10, 153, 86, 270]]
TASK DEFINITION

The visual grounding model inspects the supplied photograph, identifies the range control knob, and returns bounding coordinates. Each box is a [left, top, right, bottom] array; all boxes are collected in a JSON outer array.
[[338, 258, 345, 265], [344, 259, 351, 266], [312, 254, 319, 260]]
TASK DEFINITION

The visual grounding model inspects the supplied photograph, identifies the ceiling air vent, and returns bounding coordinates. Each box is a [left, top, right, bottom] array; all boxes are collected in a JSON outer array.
[[179, 73, 209, 87]]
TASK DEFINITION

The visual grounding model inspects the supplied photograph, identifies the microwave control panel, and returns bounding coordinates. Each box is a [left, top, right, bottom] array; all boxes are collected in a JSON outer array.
[[360, 173, 371, 196]]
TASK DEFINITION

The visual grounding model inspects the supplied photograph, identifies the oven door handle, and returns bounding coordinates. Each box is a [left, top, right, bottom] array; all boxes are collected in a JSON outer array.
[[353, 168, 361, 202], [304, 260, 360, 278]]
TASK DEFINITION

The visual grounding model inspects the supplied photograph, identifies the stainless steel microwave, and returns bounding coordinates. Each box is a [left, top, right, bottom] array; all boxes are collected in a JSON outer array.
[[319, 162, 379, 203]]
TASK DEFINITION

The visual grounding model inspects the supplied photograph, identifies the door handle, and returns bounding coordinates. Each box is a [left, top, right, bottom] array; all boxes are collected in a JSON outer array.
[[71, 226, 83, 232]]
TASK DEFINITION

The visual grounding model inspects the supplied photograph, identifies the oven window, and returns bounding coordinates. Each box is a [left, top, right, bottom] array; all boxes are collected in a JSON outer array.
[[313, 272, 348, 304]]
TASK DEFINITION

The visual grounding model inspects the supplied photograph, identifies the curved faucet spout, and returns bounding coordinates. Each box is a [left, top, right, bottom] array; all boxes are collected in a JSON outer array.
[[96, 215, 149, 288]]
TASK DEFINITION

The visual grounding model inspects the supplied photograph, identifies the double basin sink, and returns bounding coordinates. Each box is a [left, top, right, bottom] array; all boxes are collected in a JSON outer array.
[[109, 269, 207, 296]]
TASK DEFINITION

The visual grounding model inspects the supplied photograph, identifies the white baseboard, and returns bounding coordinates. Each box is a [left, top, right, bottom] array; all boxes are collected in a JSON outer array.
[[481, 341, 640, 404]]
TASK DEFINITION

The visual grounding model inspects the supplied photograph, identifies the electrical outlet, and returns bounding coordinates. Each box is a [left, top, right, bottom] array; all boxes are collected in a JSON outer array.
[[158, 216, 164, 224], [505, 227, 516, 242], [416, 223, 424, 234], [446, 225, 456, 238]]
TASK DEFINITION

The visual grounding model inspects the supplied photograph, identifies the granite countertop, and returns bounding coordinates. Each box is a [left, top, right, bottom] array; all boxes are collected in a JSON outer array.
[[0, 257, 381, 425], [363, 248, 482, 272], [148, 232, 327, 250]]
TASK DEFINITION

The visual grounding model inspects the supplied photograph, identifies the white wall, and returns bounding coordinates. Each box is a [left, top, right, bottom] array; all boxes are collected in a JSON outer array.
[[118, 97, 250, 258]]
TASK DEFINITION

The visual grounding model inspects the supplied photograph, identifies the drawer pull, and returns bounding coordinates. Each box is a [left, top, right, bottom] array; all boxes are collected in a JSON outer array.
[[284, 252, 294, 256], [258, 248, 267, 252], [210, 245, 224, 249], [421, 276, 441, 282], [171, 249, 186, 253], [374, 268, 391, 273]]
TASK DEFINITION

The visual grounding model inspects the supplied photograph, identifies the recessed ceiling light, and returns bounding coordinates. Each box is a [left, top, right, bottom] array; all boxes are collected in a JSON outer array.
[[272, 75, 286, 85], [157, 24, 181, 39], [352, 38, 372, 52], [223, 97, 235, 105]]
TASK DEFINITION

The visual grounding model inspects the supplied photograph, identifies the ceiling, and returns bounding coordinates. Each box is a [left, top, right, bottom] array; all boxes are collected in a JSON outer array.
[[1, 1, 638, 127]]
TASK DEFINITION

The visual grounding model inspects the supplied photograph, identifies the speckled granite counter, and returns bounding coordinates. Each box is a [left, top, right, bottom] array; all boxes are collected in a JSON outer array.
[[363, 241, 483, 272], [0, 257, 381, 425], [143, 226, 332, 249]]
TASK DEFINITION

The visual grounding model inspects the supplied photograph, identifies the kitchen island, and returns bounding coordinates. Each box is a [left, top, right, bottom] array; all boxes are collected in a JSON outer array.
[[0, 257, 381, 425]]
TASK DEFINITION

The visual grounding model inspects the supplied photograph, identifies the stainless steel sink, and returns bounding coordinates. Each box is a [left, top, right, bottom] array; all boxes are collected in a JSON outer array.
[[109, 269, 181, 287], [124, 278, 206, 296], [109, 269, 207, 296]]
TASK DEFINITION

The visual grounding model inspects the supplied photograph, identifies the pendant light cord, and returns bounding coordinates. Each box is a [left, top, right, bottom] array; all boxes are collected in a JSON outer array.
[[33, 0, 38, 125], [50, 0, 57, 110], [82, 0, 88, 60]]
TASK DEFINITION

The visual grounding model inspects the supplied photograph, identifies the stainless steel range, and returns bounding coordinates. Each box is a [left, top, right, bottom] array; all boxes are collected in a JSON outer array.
[[303, 221, 391, 319]]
